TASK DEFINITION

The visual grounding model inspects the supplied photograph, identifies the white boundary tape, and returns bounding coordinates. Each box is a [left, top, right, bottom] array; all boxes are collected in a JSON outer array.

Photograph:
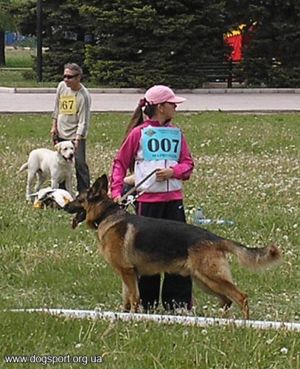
[[8, 308, 300, 332]]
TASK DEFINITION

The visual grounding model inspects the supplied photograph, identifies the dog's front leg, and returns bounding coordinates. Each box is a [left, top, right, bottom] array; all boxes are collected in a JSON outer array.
[[122, 282, 131, 312], [51, 177, 60, 189], [120, 268, 140, 313]]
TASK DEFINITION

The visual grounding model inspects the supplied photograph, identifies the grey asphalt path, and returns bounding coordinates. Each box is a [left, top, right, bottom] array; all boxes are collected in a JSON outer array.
[[1, 88, 300, 113]]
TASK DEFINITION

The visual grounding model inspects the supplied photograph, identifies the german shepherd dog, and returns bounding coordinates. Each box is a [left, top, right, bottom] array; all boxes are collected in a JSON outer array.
[[65, 175, 281, 319]]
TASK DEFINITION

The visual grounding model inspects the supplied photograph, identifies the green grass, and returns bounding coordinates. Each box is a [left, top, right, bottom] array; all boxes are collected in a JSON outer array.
[[5, 47, 35, 68], [0, 48, 99, 87], [0, 112, 299, 368], [1, 47, 55, 87], [0, 69, 58, 87], [0, 47, 54, 87], [1, 47, 93, 87], [1, 312, 299, 369]]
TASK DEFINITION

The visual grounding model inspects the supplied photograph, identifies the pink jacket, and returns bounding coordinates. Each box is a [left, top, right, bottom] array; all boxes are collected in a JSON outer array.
[[110, 119, 194, 203]]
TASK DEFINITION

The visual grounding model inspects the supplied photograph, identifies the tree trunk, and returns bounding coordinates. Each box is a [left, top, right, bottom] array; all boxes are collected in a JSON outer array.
[[0, 30, 5, 66]]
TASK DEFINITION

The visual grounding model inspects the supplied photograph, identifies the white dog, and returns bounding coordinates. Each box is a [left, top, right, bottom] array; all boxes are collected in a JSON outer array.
[[19, 141, 75, 201]]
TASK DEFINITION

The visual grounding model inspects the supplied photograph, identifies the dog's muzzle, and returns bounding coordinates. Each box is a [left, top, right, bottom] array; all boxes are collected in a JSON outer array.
[[64, 154, 74, 164]]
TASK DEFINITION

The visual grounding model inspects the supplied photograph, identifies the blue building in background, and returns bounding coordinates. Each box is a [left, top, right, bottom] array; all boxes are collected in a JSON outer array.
[[5, 32, 35, 46]]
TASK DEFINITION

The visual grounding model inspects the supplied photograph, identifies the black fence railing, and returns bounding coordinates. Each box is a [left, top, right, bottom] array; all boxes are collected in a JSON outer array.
[[198, 61, 243, 88]]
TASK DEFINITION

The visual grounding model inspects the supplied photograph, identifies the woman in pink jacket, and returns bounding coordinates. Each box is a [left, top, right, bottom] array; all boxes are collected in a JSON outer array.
[[110, 85, 194, 312]]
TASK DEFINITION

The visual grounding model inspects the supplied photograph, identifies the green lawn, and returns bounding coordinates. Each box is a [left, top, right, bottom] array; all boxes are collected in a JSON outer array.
[[5, 47, 35, 68], [0, 47, 55, 87], [1, 47, 93, 87], [0, 112, 299, 368]]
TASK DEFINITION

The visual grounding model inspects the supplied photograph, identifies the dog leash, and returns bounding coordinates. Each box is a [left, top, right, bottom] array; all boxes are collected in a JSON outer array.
[[121, 191, 146, 212], [119, 168, 158, 203]]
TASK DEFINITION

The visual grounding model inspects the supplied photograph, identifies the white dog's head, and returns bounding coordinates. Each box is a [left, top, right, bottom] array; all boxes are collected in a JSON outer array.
[[55, 141, 75, 164]]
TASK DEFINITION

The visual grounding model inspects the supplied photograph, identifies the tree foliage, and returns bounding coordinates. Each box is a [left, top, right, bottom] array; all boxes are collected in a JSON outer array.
[[81, 0, 227, 88], [240, 0, 300, 87], [0, 0, 15, 65], [15, 0, 87, 81], [0, 0, 30, 65], [13, 0, 300, 87]]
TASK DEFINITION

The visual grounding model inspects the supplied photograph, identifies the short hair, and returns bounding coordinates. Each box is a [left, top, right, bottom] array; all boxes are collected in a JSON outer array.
[[64, 63, 83, 76]]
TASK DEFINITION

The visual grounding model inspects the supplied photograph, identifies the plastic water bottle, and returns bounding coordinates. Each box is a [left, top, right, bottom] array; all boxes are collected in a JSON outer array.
[[215, 219, 235, 226], [193, 207, 206, 224], [193, 207, 235, 226], [195, 217, 235, 226]]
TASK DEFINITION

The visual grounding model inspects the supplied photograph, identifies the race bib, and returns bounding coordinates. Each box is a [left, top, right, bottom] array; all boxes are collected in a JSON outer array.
[[142, 127, 182, 161], [59, 95, 77, 115]]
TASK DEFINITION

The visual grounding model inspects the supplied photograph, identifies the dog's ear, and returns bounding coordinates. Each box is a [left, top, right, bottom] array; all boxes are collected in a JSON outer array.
[[98, 174, 109, 193], [88, 175, 109, 200], [54, 142, 61, 152]]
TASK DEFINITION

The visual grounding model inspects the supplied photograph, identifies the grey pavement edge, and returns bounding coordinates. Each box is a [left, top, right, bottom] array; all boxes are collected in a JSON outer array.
[[1, 87, 300, 113]]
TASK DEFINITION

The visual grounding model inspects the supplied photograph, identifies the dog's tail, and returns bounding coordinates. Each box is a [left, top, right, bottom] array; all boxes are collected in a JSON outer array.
[[220, 240, 281, 271], [18, 162, 28, 173]]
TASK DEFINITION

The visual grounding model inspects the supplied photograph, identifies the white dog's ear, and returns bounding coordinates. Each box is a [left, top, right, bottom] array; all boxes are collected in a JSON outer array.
[[54, 142, 61, 152]]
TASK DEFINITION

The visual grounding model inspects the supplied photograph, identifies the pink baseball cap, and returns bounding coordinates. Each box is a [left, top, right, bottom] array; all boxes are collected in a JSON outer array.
[[144, 85, 186, 105]]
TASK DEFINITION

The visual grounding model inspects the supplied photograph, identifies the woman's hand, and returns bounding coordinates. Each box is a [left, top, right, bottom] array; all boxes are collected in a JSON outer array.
[[155, 168, 174, 182]]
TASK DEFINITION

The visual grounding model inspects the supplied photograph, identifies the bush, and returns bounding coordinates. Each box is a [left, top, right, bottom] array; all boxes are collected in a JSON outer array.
[[21, 69, 36, 80]]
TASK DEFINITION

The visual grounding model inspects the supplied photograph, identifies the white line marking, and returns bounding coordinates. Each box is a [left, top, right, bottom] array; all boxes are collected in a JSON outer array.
[[8, 308, 300, 332]]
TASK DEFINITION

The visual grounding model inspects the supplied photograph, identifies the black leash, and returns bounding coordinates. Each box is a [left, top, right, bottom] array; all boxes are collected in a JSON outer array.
[[119, 168, 158, 203]]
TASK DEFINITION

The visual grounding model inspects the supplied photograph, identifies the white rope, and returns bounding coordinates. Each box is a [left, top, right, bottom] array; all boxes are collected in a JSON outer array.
[[9, 308, 300, 332]]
